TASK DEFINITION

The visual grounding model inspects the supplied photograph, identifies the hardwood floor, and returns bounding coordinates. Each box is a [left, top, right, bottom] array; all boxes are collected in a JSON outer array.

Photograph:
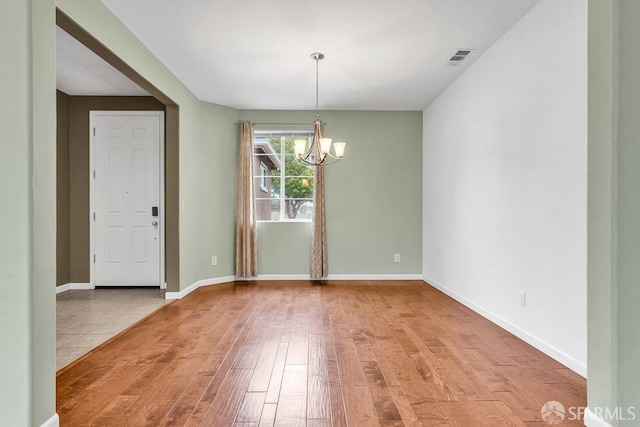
[[56, 281, 586, 426]]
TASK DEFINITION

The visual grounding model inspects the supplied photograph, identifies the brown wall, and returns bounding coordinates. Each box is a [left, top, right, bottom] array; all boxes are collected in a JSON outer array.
[[56, 91, 70, 285], [164, 105, 180, 290], [56, 94, 165, 285]]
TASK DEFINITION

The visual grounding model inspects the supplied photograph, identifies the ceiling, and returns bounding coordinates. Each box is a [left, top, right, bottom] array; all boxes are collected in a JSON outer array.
[[60, 0, 541, 110], [56, 26, 148, 96]]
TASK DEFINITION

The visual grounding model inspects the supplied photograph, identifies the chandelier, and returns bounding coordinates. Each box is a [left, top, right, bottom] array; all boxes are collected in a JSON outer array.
[[294, 53, 346, 166]]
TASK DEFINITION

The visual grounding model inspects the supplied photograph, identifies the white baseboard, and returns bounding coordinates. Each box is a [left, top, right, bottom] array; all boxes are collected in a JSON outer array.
[[329, 274, 423, 281], [251, 274, 423, 281], [55, 283, 94, 294], [165, 276, 236, 300], [55, 284, 70, 294], [584, 408, 613, 427], [423, 275, 587, 377], [70, 282, 94, 290], [40, 413, 59, 427], [241, 274, 310, 281], [165, 274, 423, 299]]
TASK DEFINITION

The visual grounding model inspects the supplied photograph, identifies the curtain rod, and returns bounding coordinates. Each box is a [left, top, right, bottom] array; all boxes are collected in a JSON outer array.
[[234, 121, 326, 126]]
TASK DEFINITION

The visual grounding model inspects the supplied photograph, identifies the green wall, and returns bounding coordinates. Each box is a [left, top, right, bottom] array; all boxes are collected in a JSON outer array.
[[0, 0, 57, 424], [32, 1, 58, 422], [184, 101, 238, 281], [0, 2, 34, 423], [616, 0, 640, 418], [257, 222, 313, 274], [588, 0, 640, 424], [588, 0, 618, 418], [239, 110, 423, 276]]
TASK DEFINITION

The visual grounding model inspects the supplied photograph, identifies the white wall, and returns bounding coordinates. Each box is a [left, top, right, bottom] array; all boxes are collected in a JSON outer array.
[[422, 0, 587, 374]]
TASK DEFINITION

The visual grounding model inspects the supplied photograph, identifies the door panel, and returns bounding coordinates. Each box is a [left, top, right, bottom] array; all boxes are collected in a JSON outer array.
[[93, 113, 162, 287]]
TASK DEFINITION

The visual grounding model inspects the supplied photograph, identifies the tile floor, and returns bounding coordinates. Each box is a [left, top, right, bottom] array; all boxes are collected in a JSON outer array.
[[56, 287, 170, 370]]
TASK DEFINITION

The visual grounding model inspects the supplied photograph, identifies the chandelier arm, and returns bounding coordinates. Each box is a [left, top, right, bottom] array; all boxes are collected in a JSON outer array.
[[317, 156, 342, 166], [296, 156, 322, 167], [296, 153, 326, 165], [323, 153, 343, 161], [296, 157, 312, 166], [301, 146, 315, 159], [295, 153, 342, 167], [300, 139, 321, 160]]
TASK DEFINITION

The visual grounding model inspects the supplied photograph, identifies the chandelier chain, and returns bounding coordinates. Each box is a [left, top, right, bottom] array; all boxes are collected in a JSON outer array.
[[315, 56, 320, 121]]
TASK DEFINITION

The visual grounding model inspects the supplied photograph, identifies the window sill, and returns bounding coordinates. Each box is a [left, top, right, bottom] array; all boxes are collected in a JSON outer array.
[[256, 220, 312, 224]]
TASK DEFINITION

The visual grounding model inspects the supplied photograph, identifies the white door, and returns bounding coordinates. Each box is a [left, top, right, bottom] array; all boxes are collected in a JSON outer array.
[[91, 111, 164, 287]]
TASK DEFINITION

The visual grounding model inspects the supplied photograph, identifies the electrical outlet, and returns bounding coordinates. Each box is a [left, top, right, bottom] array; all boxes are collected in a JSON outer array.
[[211, 256, 217, 266], [181, 201, 186, 212], [394, 253, 401, 263], [520, 291, 526, 307]]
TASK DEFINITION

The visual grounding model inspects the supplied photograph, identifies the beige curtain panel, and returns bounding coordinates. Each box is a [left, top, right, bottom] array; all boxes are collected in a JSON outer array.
[[311, 121, 328, 279], [236, 121, 258, 278]]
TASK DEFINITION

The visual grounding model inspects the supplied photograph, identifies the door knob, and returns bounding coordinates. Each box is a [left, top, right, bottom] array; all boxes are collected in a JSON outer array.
[[151, 221, 158, 226]]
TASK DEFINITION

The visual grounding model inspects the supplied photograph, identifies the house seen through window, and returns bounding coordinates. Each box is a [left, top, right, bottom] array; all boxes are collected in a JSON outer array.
[[253, 129, 314, 221], [259, 164, 268, 192]]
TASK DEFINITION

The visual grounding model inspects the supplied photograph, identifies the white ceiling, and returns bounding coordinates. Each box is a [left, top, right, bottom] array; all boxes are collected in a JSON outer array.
[[64, 0, 541, 109], [56, 26, 148, 96]]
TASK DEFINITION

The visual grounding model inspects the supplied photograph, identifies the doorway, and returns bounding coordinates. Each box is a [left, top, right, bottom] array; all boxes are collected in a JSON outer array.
[[54, 9, 180, 372], [90, 111, 165, 288], [56, 9, 180, 292]]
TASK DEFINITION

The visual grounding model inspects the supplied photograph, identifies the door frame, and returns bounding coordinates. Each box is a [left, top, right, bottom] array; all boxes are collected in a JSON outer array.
[[89, 110, 166, 289]]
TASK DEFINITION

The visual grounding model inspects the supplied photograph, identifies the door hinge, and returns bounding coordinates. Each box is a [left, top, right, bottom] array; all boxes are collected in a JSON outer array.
[[93, 254, 96, 263], [93, 170, 95, 179], [93, 212, 96, 221], [93, 127, 96, 136]]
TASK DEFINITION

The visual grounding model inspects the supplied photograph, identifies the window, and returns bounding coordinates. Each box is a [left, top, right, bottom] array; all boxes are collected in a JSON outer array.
[[253, 129, 314, 221]]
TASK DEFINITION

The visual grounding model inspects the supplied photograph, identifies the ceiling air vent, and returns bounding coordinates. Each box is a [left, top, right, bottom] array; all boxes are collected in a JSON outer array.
[[448, 49, 474, 66]]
